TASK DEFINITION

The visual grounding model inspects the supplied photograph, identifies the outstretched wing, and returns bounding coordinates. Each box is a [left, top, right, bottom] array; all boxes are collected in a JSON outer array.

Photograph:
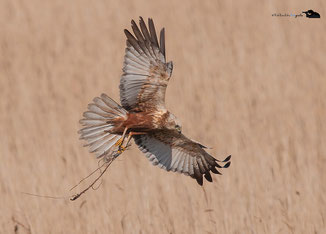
[[133, 130, 231, 185], [120, 17, 173, 112]]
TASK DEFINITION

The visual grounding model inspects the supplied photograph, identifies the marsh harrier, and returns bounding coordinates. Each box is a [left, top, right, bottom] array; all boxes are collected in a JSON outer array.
[[79, 17, 231, 185]]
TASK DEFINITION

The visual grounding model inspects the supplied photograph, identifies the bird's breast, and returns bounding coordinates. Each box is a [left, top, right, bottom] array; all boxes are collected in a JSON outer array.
[[123, 112, 156, 130], [125, 110, 168, 130]]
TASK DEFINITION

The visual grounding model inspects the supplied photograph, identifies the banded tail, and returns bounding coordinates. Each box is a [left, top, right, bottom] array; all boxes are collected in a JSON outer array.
[[79, 94, 128, 158]]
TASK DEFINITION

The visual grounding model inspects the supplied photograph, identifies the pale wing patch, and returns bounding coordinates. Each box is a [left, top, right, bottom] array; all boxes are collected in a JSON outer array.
[[134, 132, 231, 185], [134, 135, 172, 170]]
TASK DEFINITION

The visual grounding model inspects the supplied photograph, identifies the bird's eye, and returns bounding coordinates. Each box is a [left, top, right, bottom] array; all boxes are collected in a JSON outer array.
[[175, 125, 181, 133]]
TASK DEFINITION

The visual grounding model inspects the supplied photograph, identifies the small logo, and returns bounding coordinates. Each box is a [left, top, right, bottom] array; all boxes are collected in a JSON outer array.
[[302, 10, 320, 18]]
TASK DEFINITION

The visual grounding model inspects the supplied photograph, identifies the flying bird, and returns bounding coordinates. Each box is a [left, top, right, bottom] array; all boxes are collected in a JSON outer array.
[[79, 17, 231, 185]]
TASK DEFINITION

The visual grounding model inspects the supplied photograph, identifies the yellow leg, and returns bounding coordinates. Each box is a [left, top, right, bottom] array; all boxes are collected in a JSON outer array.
[[114, 131, 147, 155], [125, 134, 133, 147], [114, 127, 128, 151], [120, 127, 128, 141]]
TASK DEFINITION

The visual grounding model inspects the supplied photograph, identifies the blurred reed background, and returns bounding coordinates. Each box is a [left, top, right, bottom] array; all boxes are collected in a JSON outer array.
[[0, 0, 325, 233]]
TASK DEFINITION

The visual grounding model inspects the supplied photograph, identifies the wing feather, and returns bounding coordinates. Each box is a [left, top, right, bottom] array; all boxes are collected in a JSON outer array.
[[124, 57, 148, 71], [131, 20, 145, 42], [182, 153, 190, 175], [148, 18, 159, 48], [188, 157, 195, 178], [120, 17, 172, 111], [133, 130, 231, 185], [170, 152, 181, 172], [193, 159, 203, 185], [176, 153, 186, 173], [197, 157, 206, 174], [126, 47, 151, 66], [139, 17, 151, 43], [159, 28, 165, 57]]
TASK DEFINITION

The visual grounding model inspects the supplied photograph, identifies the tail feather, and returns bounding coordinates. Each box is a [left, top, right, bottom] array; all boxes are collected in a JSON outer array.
[[80, 125, 113, 140], [79, 94, 128, 158], [83, 111, 107, 120]]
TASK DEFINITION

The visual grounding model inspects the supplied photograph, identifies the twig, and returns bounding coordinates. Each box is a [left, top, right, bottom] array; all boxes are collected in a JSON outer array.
[[20, 192, 70, 200], [69, 161, 107, 191], [70, 157, 115, 201]]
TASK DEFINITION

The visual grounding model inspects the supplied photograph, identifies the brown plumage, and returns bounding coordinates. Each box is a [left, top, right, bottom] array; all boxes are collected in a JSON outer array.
[[79, 17, 231, 185]]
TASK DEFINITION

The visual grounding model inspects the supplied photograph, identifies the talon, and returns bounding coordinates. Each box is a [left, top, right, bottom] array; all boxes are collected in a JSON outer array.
[[114, 137, 126, 153], [118, 145, 126, 154]]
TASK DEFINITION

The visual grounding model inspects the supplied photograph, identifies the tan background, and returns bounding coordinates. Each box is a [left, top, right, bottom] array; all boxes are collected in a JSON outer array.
[[1, 0, 325, 233]]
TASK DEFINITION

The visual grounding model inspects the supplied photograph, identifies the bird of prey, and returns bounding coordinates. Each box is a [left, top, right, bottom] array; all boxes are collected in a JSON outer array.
[[79, 17, 231, 185]]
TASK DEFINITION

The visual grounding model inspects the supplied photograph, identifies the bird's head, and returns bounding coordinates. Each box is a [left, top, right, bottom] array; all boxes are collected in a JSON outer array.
[[166, 112, 182, 134]]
